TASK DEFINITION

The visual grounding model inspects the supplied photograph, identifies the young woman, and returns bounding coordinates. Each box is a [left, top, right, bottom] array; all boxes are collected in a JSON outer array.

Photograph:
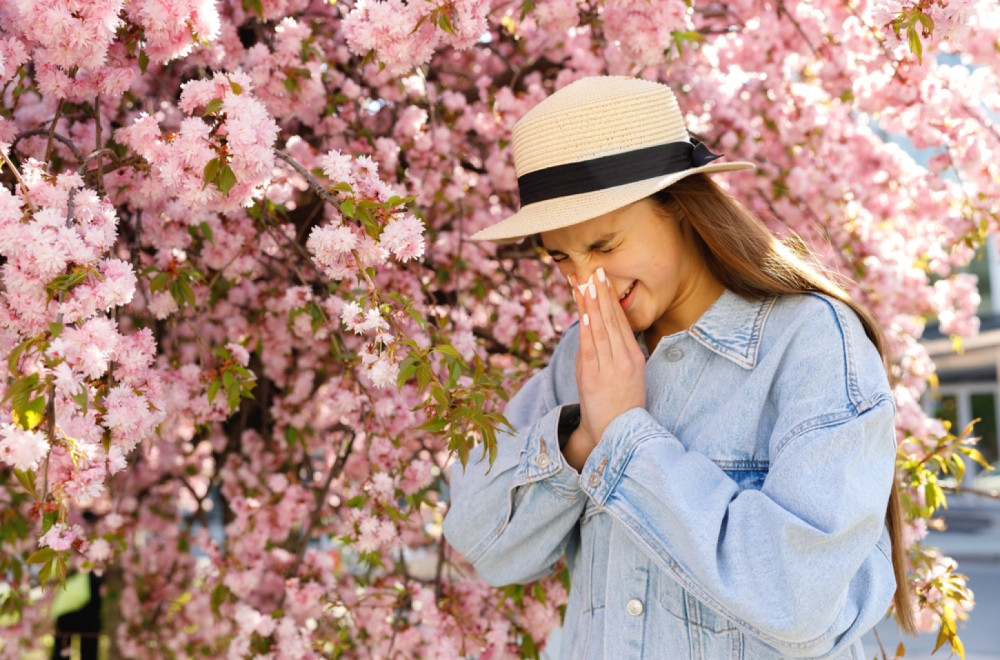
[[443, 76, 915, 659]]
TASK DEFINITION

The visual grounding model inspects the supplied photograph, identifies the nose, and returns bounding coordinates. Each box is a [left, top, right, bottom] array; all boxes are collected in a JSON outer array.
[[560, 262, 598, 287]]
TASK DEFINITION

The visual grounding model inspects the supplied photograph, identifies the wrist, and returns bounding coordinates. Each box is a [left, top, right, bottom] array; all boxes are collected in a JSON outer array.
[[562, 426, 596, 472], [558, 404, 581, 450]]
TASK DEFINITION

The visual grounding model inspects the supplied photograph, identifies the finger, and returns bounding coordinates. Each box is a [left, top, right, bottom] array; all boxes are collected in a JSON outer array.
[[597, 267, 633, 343], [580, 273, 615, 369], [573, 277, 599, 370], [593, 267, 633, 360]]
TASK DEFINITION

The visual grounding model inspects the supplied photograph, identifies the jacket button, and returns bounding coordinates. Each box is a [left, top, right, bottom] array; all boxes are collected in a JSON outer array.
[[626, 598, 644, 616], [665, 347, 683, 362], [587, 471, 601, 488], [535, 453, 551, 469]]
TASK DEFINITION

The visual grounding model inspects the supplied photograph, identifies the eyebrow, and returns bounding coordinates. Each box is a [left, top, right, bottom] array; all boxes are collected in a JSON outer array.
[[544, 232, 618, 257]]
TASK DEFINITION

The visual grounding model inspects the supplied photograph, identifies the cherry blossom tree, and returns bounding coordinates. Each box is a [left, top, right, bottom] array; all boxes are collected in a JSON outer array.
[[1, 0, 998, 658]]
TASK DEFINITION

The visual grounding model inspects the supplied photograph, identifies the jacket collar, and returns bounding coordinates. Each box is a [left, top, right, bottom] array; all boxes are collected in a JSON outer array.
[[686, 290, 775, 369]]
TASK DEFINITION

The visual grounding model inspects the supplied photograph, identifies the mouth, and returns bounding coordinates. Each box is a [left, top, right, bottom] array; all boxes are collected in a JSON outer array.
[[618, 280, 636, 307]]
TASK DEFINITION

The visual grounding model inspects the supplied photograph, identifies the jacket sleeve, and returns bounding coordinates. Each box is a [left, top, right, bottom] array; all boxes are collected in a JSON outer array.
[[442, 331, 588, 586], [578, 323, 898, 657]]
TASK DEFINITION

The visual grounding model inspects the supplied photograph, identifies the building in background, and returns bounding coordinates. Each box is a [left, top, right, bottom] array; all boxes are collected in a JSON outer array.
[[923, 236, 1000, 507]]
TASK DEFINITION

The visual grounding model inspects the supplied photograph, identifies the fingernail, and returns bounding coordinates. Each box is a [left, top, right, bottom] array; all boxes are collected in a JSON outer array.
[[583, 313, 590, 326], [596, 267, 606, 283], [567, 275, 573, 288], [578, 282, 589, 295], [589, 282, 597, 299]]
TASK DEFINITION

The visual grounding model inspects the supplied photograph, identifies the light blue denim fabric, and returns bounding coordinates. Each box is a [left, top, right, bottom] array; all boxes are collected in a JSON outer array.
[[443, 290, 898, 659]]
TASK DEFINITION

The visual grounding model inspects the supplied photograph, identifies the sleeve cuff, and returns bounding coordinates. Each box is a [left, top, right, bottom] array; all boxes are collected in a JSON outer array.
[[579, 407, 681, 505], [513, 404, 583, 498]]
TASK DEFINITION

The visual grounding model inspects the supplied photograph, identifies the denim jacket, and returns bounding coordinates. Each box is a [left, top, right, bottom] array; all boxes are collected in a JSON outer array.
[[443, 290, 898, 659]]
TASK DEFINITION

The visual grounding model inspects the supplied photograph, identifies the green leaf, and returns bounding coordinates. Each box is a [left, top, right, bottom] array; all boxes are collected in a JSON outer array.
[[42, 510, 58, 533], [46, 270, 89, 296], [207, 379, 221, 404], [217, 164, 237, 195], [179, 280, 196, 308], [283, 76, 301, 95], [916, 11, 935, 34], [3, 373, 42, 427], [345, 495, 367, 508], [907, 26, 923, 64], [38, 558, 54, 586], [227, 387, 241, 412], [26, 547, 56, 564], [211, 583, 228, 616], [203, 157, 222, 189], [416, 418, 448, 432], [13, 469, 37, 498], [6, 338, 32, 373], [149, 271, 171, 293], [340, 200, 356, 218], [433, 344, 463, 360], [520, 632, 539, 660], [228, 78, 243, 95], [396, 356, 421, 388], [242, 0, 263, 16], [203, 98, 224, 116], [437, 10, 457, 36], [18, 395, 46, 431], [138, 50, 149, 75]]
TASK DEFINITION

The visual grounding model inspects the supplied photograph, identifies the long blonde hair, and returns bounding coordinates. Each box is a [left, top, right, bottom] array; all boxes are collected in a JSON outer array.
[[652, 173, 916, 635]]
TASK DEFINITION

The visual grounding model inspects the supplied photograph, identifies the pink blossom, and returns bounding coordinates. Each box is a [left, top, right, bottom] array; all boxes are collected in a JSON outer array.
[[226, 342, 251, 367], [94, 259, 137, 310], [87, 538, 113, 562], [365, 354, 400, 389], [307, 224, 359, 266], [319, 150, 354, 184], [379, 214, 425, 262], [37, 523, 84, 552], [0, 424, 50, 471], [400, 459, 433, 494], [14, 0, 124, 70]]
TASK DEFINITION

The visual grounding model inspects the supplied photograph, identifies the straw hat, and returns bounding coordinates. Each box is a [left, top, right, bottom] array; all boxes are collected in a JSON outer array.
[[472, 76, 755, 243]]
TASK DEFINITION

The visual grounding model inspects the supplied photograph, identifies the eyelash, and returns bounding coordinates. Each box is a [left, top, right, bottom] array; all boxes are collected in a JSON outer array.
[[550, 245, 616, 263]]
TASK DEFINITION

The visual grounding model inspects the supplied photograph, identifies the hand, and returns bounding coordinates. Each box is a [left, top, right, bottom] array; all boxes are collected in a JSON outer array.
[[566, 268, 647, 468]]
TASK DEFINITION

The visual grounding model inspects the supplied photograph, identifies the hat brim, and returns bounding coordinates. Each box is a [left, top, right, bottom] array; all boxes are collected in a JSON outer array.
[[471, 161, 756, 243]]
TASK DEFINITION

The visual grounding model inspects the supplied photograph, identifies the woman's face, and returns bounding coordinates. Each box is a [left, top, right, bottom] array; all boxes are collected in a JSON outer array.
[[540, 198, 723, 339]]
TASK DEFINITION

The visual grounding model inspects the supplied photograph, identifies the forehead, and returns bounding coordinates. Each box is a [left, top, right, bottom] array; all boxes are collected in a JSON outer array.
[[540, 200, 648, 252]]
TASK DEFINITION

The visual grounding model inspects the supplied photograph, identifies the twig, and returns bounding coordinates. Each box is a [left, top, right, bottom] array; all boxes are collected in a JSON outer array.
[[841, 0, 908, 86], [942, 484, 1000, 500], [11, 128, 84, 163], [44, 100, 65, 163], [872, 625, 890, 660], [0, 148, 37, 213], [273, 148, 341, 207], [777, 0, 821, 58], [93, 96, 105, 196], [276, 429, 355, 609]]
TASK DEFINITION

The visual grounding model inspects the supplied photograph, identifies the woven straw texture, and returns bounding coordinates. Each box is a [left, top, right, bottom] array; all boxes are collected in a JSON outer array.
[[473, 76, 754, 243]]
